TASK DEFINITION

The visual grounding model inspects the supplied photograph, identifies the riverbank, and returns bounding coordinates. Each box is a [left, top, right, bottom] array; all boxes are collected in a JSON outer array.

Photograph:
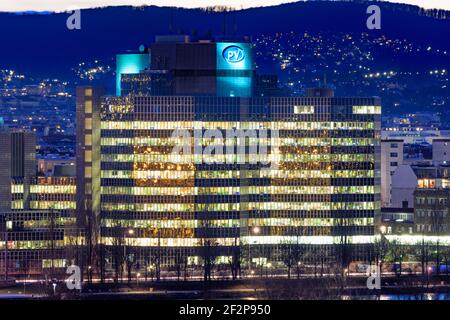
[[1, 275, 449, 300]]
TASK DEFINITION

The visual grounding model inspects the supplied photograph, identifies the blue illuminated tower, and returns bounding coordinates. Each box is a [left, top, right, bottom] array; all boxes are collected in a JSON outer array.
[[116, 51, 150, 96], [216, 42, 254, 97], [118, 36, 261, 97]]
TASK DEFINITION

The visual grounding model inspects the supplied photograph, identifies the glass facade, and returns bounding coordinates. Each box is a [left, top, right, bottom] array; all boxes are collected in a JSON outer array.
[[0, 210, 84, 276], [3, 177, 82, 276], [116, 53, 150, 96], [12, 176, 76, 213], [99, 95, 381, 266]]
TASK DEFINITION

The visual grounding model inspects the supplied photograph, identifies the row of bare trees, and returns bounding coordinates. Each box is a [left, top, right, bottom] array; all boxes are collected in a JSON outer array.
[[368, 235, 450, 277], [78, 220, 450, 284]]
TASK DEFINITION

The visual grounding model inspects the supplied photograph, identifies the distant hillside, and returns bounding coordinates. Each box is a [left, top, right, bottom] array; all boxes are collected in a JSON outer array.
[[0, 1, 449, 78]]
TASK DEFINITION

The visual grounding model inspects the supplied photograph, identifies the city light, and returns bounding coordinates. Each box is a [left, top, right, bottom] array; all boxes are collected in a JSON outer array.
[[0, 0, 449, 304]]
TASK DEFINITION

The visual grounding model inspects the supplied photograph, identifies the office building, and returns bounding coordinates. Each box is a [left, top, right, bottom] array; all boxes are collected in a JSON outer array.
[[0, 209, 83, 277], [390, 164, 418, 209], [0, 130, 36, 211], [432, 139, 450, 165], [116, 49, 150, 96], [379, 207, 414, 235], [0, 131, 12, 212], [76, 86, 105, 271], [414, 189, 450, 236], [381, 139, 404, 207], [78, 36, 381, 273], [4, 176, 80, 276], [118, 35, 255, 98], [37, 156, 75, 177]]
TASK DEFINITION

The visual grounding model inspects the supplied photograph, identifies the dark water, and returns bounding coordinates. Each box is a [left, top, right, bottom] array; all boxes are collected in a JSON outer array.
[[345, 293, 450, 300], [381, 293, 450, 300]]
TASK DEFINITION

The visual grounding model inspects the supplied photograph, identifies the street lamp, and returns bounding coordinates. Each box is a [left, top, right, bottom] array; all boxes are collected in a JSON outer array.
[[88, 265, 92, 283], [122, 228, 135, 282], [252, 226, 261, 235], [266, 262, 272, 278], [52, 282, 57, 296], [149, 265, 155, 281], [247, 226, 261, 276], [136, 272, 141, 285]]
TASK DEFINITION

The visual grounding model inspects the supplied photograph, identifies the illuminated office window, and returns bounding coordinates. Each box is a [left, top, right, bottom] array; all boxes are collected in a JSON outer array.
[[294, 105, 314, 114], [85, 166, 92, 178], [85, 101, 93, 113], [352, 105, 381, 114], [85, 134, 92, 146], [85, 150, 92, 162], [85, 118, 92, 130]]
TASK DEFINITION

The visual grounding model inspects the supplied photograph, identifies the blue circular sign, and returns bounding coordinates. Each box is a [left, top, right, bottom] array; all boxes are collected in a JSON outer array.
[[222, 45, 245, 63]]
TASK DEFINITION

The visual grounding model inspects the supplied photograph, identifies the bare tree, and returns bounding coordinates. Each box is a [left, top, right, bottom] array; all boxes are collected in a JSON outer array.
[[412, 236, 431, 279], [150, 252, 161, 281], [387, 239, 407, 277], [198, 208, 219, 283], [279, 236, 304, 279], [279, 242, 295, 279], [125, 241, 136, 284], [430, 208, 445, 276], [145, 226, 162, 281], [110, 223, 125, 283], [65, 227, 86, 280], [174, 250, 186, 281], [199, 238, 219, 282], [227, 236, 241, 280], [373, 234, 389, 275], [333, 218, 352, 281], [442, 247, 450, 276], [97, 241, 106, 283]]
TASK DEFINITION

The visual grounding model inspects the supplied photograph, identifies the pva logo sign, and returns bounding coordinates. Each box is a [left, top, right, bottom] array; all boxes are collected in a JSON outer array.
[[222, 45, 245, 63]]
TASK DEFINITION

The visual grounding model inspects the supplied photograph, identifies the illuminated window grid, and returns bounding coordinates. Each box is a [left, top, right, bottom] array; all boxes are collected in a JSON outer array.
[[99, 96, 380, 252]]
